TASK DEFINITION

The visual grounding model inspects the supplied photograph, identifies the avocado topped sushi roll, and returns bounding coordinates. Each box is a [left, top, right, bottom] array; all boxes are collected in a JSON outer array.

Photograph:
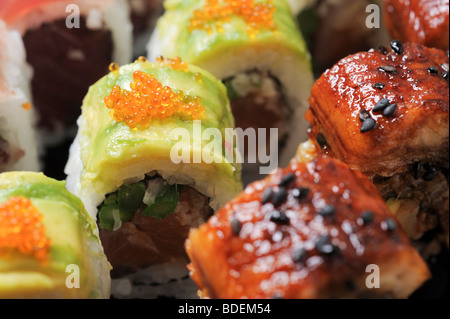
[[148, 0, 314, 183], [0, 172, 110, 299], [65, 57, 242, 298]]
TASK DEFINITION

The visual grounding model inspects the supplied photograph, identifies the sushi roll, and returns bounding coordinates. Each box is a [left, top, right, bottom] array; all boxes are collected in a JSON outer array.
[[186, 155, 431, 298], [0, 20, 40, 173], [147, 0, 314, 183], [0, 171, 110, 298], [0, 0, 132, 134], [305, 42, 449, 255], [0, 0, 133, 179], [384, 0, 449, 51], [64, 57, 242, 298]]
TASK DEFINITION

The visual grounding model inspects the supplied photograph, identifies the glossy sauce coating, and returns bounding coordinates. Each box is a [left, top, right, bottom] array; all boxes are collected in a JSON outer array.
[[186, 157, 430, 298], [385, 0, 449, 50], [306, 43, 449, 177]]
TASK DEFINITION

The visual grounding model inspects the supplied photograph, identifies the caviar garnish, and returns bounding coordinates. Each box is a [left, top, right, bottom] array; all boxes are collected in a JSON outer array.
[[188, 0, 277, 35], [104, 70, 205, 130], [137, 56, 148, 63], [156, 56, 188, 71], [0, 197, 51, 262], [109, 62, 119, 73], [22, 102, 32, 110]]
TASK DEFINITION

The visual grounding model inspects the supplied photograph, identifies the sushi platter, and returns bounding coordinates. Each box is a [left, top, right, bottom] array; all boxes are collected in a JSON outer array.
[[0, 0, 448, 300]]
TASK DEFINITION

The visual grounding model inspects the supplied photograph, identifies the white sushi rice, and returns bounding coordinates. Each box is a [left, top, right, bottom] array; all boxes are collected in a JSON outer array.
[[0, 20, 40, 172]]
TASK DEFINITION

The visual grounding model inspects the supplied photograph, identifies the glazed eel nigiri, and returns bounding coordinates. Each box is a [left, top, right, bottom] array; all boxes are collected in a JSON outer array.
[[305, 42, 449, 254], [384, 0, 449, 51], [186, 156, 430, 299]]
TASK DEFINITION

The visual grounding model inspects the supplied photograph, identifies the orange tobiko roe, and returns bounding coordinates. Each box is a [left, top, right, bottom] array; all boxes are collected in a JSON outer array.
[[188, 0, 276, 34], [156, 56, 189, 71], [0, 196, 51, 263], [104, 70, 205, 130]]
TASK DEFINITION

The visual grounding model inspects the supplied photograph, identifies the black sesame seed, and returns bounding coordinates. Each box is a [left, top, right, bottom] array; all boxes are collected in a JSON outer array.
[[318, 205, 336, 217], [316, 134, 327, 147], [373, 98, 390, 112], [270, 210, 290, 225], [361, 211, 374, 225], [360, 118, 376, 133], [373, 83, 386, 90], [379, 46, 388, 55], [315, 235, 338, 255], [231, 217, 242, 236], [272, 187, 288, 206], [428, 66, 439, 75], [443, 72, 449, 81], [390, 40, 403, 55], [383, 103, 397, 117], [384, 218, 397, 232], [359, 109, 371, 122], [261, 187, 274, 205], [292, 187, 310, 200], [413, 161, 421, 180], [279, 173, 296, 188], [292, 247, 307, 263], [378, 65, 397, 74]]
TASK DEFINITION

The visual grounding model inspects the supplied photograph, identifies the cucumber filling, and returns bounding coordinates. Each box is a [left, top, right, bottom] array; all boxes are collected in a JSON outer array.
[[98, 177, 183, 231]]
